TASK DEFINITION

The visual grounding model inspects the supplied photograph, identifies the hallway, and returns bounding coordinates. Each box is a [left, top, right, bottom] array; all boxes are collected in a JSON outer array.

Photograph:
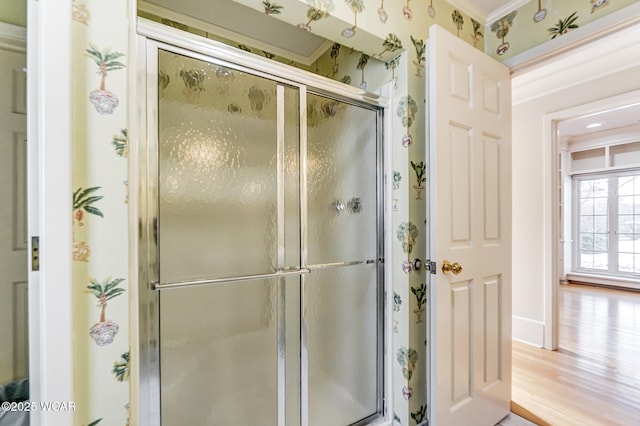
[[512, 284, 640, 425]]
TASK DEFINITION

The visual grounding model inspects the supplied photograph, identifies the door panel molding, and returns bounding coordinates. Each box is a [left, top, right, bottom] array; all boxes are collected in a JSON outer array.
[[13, 132, 27, 251]]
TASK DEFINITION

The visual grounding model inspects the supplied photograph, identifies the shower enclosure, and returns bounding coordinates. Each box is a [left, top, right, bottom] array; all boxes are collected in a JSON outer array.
[[137, 21, 386, 426]]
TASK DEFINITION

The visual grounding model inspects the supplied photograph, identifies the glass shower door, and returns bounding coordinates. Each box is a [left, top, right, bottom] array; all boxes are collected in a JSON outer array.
[[305, 93, 382, 426], [156, 49, 301, 426], [148, 44, 384, 426]]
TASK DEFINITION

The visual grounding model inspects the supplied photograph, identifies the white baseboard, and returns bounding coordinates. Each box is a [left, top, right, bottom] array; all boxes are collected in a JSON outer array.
[[512, 316, 544, 347], [567, 273, 640, 291]]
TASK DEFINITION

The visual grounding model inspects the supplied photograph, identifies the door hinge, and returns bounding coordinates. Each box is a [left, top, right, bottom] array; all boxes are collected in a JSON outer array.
[[425, 259, 436, 274], [31, 236, 40, 271]]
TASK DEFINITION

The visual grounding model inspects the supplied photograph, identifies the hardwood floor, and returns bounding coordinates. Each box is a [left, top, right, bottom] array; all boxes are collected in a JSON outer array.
[[512, 284, 640, 425]]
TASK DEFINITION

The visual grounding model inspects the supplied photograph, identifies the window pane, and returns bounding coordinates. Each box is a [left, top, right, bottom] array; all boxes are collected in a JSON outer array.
[[580, 199, 594, 215], [580, 180, 594, 198], [619, 215, 635, 235], [580, 252, 593, 269], [594, 216, 608, 233], [619, 253, 634, 272], [593, 197, 607, 215], [580, 216, 593, 233], [618, 176, 636, 196], [634, 176, 640, 195], [619, 235, 634, 253], [580, 234, 594, 251], [593, 252, 608, 270], [594, 233, 608, 252], [593, 179, 609, 197], [619, 196, 634, 214]]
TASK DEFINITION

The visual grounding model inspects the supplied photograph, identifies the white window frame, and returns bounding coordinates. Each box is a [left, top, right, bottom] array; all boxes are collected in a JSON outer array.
[[573, 169, 640, 278]]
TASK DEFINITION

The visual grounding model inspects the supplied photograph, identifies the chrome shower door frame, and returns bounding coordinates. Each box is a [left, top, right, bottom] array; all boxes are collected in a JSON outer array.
[[134, 18, 390, 426]]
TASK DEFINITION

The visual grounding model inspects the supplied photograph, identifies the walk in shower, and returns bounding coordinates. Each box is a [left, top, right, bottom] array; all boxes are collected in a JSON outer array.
[[137, 22, 386, 426]]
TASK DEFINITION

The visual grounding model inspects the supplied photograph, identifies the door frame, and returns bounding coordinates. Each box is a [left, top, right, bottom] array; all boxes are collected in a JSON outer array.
[[131, 18, 393, 426], [544, 89, 640, 349], [511, 21, 640, 350], [26, 0, 74, 424]]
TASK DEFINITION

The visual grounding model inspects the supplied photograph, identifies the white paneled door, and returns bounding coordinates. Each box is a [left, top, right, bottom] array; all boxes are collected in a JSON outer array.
[[0, 47, 28, 384], [427, 25, 512, 426]]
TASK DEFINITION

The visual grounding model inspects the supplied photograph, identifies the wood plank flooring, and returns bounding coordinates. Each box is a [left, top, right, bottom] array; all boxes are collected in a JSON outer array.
[[512, 284, 640, 426]]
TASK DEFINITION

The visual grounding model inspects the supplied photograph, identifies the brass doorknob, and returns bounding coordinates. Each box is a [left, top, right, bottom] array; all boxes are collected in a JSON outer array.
[[442, 260, 463, 275]]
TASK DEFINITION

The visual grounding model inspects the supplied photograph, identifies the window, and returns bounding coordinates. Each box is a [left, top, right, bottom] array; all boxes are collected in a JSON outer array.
[[575, 172, 640, 276], [617, 175, 640, 273], [577, 178, 608, 270]]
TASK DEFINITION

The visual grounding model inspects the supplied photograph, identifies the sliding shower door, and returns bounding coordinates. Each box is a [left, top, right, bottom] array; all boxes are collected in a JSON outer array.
[[306, 93, 382, 426], [140, 35, 384, 426], [156, 49, 303, 426]]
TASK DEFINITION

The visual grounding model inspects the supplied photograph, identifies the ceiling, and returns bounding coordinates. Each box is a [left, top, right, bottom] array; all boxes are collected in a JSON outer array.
[[558, 102, 640, 140]]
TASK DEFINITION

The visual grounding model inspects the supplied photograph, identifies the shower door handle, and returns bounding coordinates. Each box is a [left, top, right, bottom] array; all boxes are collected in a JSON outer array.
[[152, 267, 311, 290]]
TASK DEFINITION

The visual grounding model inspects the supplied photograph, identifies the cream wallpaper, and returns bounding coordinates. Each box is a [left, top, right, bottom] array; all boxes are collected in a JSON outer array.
[[72, 0, 130, 424], [0, 0, 636, 425], [485, 0, 639, 60]]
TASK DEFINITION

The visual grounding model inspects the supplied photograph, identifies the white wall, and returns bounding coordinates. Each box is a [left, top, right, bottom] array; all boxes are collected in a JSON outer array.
[[511, 23, 640, 347]]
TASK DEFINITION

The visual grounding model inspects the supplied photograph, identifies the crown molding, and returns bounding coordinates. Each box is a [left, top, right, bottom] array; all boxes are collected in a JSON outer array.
[[445, 0, 527, 25], [508, 2, 640, 92], [445, 0, 487, 24], [511, 20, 640, 105], [0, 21, 26, 53], [486, 0, 529, 24]]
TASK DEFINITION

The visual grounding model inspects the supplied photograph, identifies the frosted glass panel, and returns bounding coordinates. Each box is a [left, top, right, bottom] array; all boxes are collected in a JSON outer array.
[[307, 264, 379, 426], [161, 279, 279, 425], [283, 86, 301, 268], [158, 50, 300, 283], [154, 48, 382, 426], [307, 94, 378, 265]]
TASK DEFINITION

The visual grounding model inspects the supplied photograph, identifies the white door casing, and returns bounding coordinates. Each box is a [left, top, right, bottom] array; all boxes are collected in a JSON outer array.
[[27, 1, 75, 424], [0, 46, 28, 385], [427, 24, 512, 426]]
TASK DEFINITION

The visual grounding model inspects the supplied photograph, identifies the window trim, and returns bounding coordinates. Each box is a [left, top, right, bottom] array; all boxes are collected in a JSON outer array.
[[573, 168, 640, 278]]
